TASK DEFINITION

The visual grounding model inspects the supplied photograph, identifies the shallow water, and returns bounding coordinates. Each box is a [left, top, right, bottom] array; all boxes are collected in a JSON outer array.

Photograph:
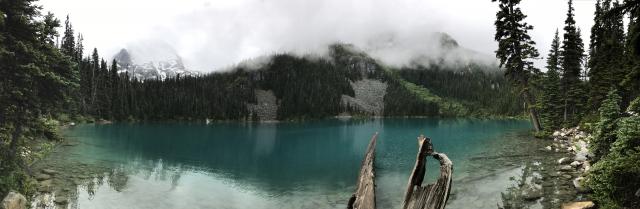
[[39, 118, 535, 209]]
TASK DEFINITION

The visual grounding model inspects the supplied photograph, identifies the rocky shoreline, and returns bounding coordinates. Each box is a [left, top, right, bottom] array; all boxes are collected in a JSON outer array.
[[496, 127, 595, 209]]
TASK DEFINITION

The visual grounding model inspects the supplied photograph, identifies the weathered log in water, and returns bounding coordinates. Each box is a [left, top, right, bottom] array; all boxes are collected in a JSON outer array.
[[402, 135, 453, 209], [347, 133, 377, 209], [348, 134, 453, 209]]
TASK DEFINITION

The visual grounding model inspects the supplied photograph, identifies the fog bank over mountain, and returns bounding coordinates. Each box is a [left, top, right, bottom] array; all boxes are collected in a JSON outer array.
[[41, 0, 594, 72]]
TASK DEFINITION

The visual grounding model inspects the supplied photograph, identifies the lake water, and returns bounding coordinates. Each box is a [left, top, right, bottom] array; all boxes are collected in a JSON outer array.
[[37, 118, 535, 209]]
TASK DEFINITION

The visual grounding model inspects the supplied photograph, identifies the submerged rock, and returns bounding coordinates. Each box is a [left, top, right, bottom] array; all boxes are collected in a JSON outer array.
[[41, 169, 57, 175], [522, 186, 543, 201], [1, 192, 27, 209], [35, 174, 51, 181], [37, 180, 53, 193], [561, 201, 594, 209], [558, 157, 571, 165], [559, 165, 573, 172]]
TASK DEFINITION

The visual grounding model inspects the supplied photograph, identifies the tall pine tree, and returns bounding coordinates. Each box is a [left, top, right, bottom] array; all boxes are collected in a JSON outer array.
[[589, 0, 628, 111], [560, 0, 587, 126], [537, 30, 564, 131], [492, 0, 543, 131]]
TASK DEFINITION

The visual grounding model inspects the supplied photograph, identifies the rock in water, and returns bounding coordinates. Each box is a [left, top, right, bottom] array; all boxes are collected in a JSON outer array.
[[561, 201, 595, 209], [35, 174, 51, 181], [560, 165, 573, 172], [522, 186, 543, 201], [41, 169, 57, 175], [1, 192, 27, 209]]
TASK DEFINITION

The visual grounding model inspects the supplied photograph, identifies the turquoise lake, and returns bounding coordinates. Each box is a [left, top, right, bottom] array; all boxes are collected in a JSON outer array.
[[46, 118, 534, 209]]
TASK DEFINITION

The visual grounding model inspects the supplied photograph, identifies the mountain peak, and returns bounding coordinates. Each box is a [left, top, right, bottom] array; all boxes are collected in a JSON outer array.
[[113, 44, 198, 80]]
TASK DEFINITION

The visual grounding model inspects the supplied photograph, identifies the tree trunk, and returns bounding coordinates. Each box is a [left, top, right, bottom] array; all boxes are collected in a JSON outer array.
[[348, 133, 377, 209], [402, 135, 453, 209], [8, 122, 23, 161], [523, 89, 542, 132]]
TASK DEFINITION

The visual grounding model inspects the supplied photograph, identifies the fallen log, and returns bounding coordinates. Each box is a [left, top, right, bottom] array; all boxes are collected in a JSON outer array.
[[347, 133, 378, 209], [403, 135, 453, 209]]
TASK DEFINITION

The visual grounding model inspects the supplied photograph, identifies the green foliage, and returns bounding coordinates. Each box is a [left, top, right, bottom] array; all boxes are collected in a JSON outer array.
[[492, 0, 542, 131], [397, 66, 523, 117], [590, 89, 623, 161], [0, 166, 36, 200], [560, 0, 588, 127], [588, 97, 640, 208], [536, 31, 564, 134], [383, 72, 440, 117], [588, 0, 628, 111], [263, 54, 354, 120]]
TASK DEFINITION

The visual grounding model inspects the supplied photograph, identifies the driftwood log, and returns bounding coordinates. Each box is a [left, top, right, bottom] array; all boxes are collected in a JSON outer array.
[[402, 135, 453, 209], [348, 134, 453, 209], [348, 133, 377, 209]]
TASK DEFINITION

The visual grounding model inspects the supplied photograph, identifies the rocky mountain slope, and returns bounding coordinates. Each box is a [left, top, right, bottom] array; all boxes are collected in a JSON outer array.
[[113, 47, 198, 81]]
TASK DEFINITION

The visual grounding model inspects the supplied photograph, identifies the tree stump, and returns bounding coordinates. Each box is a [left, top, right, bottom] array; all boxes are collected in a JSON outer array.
[[348, 134, 453, 209], [402, 135, 453, 209]]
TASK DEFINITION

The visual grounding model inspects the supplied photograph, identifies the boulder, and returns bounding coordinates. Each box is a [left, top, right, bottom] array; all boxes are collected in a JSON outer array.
[[570, 161, 582, 168], [545, 146, 552, 151], [561, 201, 595, 209], [573, 177, 590, 193], [1, 192, 27, 209]]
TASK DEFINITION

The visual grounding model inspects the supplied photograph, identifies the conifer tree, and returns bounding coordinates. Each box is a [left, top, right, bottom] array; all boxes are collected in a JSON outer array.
[[0, 0, 77, 196], [492, 0, 543, 131], [60, 15, 75, 59], [590, 89, 622, 161], [537, 30, 564, 131], [589, 0, 628, 110], [560, 0, 587, 125]]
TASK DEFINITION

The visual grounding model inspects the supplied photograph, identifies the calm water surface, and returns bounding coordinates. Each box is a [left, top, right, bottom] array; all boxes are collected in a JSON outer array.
[[54, 118, 532, 209]]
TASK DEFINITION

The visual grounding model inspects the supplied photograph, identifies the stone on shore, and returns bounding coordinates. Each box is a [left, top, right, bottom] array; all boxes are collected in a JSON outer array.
[[570, 161, 582, 168], [573, 177, 590, 193], [558, 157, 571, 165], [559, 165, 573, 172], [1, 191, 27, 209], [561, 201, 594, 209]]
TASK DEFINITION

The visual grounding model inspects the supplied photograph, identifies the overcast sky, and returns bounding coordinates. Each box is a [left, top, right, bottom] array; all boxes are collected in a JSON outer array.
[[38, 0, 597, 72]]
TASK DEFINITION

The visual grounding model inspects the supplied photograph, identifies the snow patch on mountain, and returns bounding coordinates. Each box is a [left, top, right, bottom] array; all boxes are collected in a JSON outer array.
[[113, 41, 199, 80]]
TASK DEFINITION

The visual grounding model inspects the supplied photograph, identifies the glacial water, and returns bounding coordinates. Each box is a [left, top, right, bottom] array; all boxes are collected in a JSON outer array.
[[39, 118, 536, 209]]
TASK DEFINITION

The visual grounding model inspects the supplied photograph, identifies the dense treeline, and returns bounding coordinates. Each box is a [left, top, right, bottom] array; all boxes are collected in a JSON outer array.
[[397, 65, 523, 116], [493, 0, 640, 208], [1, 0, 78, 197]]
